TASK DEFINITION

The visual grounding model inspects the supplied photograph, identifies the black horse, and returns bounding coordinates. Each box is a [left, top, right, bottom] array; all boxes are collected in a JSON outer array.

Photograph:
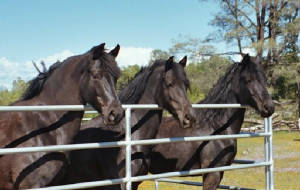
[[52, 56, 196, 189], [148, 54, 275, 190], [0, 43, 124, 189]]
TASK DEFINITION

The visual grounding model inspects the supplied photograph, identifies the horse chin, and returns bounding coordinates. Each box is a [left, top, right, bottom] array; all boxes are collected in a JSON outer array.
[[256, 105, 274, 118], [102, 107, 124, 126], [259, 108, 274, 118], [251, 97, 274, 118]]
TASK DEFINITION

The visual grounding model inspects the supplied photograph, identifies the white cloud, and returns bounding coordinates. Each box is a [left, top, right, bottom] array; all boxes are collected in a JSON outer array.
[[116, 47, 153, 68], [0, 50, 74, 90], [0, 47, 153, 90], [231, 48, 256, 62]]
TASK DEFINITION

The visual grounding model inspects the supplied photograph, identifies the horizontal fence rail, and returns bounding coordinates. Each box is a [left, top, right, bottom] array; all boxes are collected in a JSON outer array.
[[0, 104, 273, 190], [0, 104, 246, 112], [27, 162, 271, 190], [0, 132, 271, 155]]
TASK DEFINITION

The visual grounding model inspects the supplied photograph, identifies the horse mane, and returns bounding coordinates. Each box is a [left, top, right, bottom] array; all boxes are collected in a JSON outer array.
[[118, 60, 164, 104], [98, 54, 121, 79], [195, 62, 243, 130], [20, 61, 62, 101]]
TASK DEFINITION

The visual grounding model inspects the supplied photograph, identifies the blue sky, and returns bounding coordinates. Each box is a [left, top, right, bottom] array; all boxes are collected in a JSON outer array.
[[0, 0, 229, 89], [0, 0, 221, 61]]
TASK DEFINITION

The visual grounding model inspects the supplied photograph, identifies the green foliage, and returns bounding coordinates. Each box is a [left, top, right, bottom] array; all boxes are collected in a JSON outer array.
[[117, 65, 141, 91], [271, 62, 299, 100], [280, 53, 300, 64], [0, 77, 28, 105], [274, 76, 288, 99], [186, 55, 231, 102]]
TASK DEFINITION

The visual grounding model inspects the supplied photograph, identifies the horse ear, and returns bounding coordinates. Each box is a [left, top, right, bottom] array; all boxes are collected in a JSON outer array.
[[109, 44, 120, 57], [179, 56, 187, 67], [255, 55, 262, 64], [165, 56, 174, 72], [91, 43, 105, 60], [241, 54, 250, 64]]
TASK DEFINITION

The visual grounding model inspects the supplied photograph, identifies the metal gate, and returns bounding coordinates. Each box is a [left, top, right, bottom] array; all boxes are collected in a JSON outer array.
[[0, 104, 274, 190]]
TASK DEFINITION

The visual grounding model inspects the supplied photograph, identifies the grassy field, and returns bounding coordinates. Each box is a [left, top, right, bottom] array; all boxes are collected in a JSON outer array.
[[138, 131, 300, 190]]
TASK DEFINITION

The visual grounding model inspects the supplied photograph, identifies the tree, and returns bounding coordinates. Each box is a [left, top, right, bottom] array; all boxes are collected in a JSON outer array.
[[150, 35, 217, 64], [208, 0, 299, 65], [169, 35, 216, 63], [149, 49, 170, 64]]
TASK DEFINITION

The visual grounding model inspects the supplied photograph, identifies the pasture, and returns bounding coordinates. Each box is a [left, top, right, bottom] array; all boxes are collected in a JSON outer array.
[[138, 131, 300, 190]]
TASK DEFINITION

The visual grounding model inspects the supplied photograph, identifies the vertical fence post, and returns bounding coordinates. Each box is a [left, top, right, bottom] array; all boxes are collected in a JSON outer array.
[[155, 180, 159, 190], [268, 117, 274, 190], [125, 108, 132, 190], [264, 118, 270, 190]]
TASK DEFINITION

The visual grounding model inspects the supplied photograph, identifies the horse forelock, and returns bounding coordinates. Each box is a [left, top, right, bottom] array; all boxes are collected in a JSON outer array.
[[172, 63, 190, 89], [97, 53, 121, 79]]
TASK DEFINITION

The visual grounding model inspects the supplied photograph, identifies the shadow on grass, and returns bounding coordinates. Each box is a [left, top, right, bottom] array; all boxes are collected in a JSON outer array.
[[293, 138, 300, 141]]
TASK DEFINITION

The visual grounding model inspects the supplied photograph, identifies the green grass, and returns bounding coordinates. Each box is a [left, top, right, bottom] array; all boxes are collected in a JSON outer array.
[[138, 131, 300, 190]]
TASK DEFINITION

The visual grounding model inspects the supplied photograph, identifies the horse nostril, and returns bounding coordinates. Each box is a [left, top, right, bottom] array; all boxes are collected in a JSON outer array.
[[108, 110, 116, 122], [185, 114, 191, 121], [183, 114, 192, 125], [264, 104, 270, 112]]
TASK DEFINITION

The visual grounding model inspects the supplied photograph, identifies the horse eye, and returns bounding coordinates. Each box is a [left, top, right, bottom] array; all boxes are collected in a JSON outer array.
[[91, 71, 103, 79], [91, 72, 97, 78], [166, 81, 174, 87], [245, 78, 251, 84]]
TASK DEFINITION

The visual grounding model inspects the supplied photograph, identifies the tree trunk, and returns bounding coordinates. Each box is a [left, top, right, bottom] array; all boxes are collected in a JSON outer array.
[[234, 0, 243, 55], [255, 0, 266, 61]]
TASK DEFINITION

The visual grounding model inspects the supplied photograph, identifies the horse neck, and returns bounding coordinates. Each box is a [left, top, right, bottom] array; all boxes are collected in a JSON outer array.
[[25, 59, 84, 143], [129, 71, 163, 140], [35, 60, 83, 106], [197, 73, 246, 134]]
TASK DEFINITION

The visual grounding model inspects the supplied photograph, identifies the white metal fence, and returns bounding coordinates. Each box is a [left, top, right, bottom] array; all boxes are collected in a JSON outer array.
[[0, 104, 274, 190]]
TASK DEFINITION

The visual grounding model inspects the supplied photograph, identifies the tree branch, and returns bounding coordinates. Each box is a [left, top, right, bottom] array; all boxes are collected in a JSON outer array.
[[222, 0, 256, 43], [244, 0, 256, 10], [222, 0, 257, 28]]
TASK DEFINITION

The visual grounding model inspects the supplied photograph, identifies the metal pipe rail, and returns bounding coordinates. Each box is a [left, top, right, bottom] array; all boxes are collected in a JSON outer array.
[[0, 104, 273, 190], [29, 162, 271, 190], [0, 132, 271, 155], [0, 104, 246, 112]]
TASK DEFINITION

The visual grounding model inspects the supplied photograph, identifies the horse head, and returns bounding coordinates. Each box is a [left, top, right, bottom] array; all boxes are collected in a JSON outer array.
[[81, 43, 124, 125], [238, 54, 275, 117], [159, 56, 196, 128]]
